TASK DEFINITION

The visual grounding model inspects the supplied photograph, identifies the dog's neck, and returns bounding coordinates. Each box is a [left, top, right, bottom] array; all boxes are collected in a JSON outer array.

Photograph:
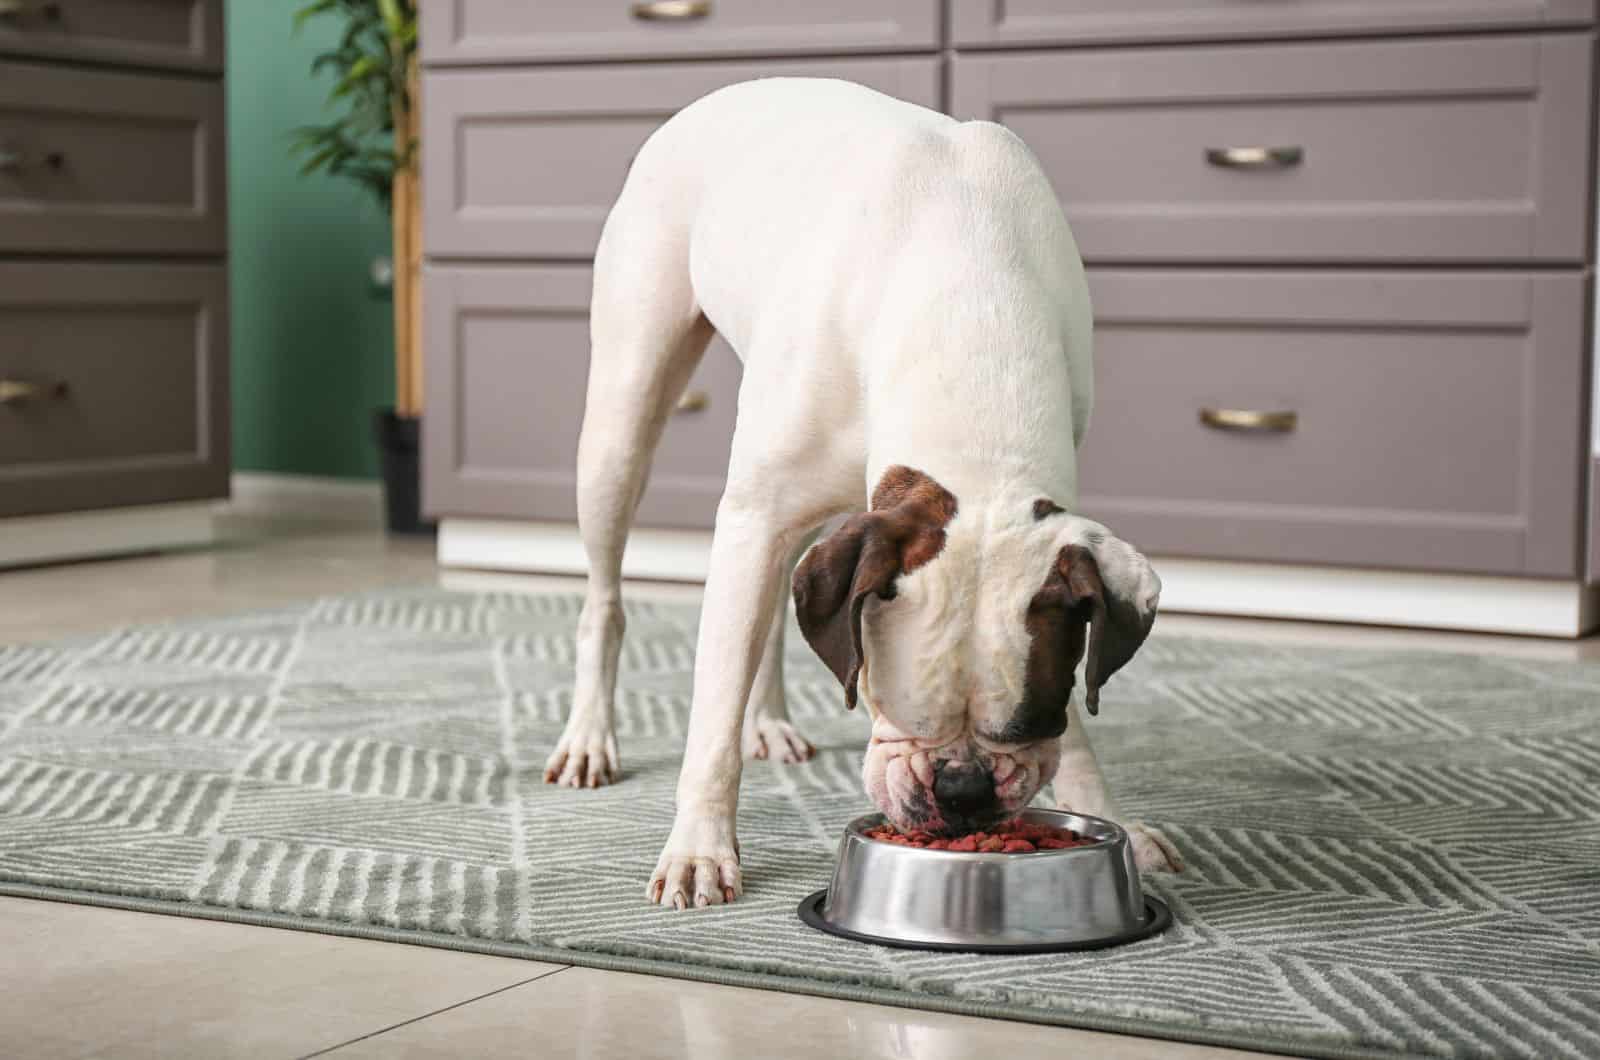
[[860, 314, 1083, 514]]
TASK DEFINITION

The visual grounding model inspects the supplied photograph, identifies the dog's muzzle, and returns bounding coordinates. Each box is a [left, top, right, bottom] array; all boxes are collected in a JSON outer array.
[[932, 759, 1000, 832], [864, 731, 1060, 837]]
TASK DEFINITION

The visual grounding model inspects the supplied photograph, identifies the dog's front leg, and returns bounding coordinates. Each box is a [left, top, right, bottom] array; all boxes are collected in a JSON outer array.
[[648, 504, 796, 909], [1052, 695, 1183, 873]]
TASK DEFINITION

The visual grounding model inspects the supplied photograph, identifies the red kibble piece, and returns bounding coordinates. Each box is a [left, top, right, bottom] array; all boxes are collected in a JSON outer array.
[[865, 821, 1088, 852]]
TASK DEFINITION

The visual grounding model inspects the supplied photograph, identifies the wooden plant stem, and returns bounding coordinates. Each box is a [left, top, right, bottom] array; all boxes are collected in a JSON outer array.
[[390, 52, 423, 419], [406, 54, 423, 417]]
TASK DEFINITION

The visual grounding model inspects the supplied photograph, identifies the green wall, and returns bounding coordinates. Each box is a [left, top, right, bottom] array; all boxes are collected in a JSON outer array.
[[228, 3, 394, 479]]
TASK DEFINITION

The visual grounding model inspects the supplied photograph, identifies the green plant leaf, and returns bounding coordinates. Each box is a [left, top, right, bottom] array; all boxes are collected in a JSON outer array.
[[287, 0, 416, 211], [292, 0, 338, 32], [377, 0, 403, 37]]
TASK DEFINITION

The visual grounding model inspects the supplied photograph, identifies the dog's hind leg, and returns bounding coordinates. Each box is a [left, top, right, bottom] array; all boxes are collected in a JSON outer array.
[[545, 203, 714, 789], [742, 529, 820, 765]]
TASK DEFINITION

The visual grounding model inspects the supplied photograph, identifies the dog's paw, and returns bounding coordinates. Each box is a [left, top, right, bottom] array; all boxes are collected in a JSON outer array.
[[542, 716, 619, 788], [742, 715, 815, 764], [647, 813, 742, 910], [1127, 821, 1183, 873]]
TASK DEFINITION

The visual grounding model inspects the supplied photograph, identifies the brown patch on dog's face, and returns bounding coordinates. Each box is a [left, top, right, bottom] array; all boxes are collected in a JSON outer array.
[[870, 467, 958, 572], [872, 466, 958, 518], [1011, 545, 1100, 742], [1019, 541, 1156, 719], [1032, 497, 1065, 521], [792, 466, 958, 708]]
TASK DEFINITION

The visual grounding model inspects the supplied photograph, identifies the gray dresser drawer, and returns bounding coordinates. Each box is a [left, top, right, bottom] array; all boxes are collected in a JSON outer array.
[[951, 34, 1592, 265], [951, 0, 1595, 49], [422, 0, 938, 66], [0, 0, 222, 73], [1077, 269, 1587, 577], [0, 59, 226, 254], [424, 265, 740, 529], [423, 56, 941, 259], [0, 263, 229, 518]]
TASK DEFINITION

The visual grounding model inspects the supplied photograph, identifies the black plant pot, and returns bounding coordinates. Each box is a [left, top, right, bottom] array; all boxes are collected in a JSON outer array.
[[372, 408, 435, 535]]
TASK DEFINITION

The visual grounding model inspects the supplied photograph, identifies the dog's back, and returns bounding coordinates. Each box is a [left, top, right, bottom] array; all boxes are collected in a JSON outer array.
[[606, 78, 1090, 416]]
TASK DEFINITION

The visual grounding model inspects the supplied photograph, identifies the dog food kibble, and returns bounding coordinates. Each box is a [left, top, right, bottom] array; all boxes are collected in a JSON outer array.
[[862, 820, 1094, 852]]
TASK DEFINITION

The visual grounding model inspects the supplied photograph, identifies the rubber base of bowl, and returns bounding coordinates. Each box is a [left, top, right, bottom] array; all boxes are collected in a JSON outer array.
[[797, 890, 1172, 954]]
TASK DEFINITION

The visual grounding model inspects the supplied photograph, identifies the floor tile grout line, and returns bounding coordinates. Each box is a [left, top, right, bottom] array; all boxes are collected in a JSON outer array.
[[297, 964, 574, 1058]]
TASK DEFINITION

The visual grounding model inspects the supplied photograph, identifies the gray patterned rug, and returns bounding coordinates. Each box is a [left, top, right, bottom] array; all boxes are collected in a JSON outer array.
[[1, 588, 1597, 1059]]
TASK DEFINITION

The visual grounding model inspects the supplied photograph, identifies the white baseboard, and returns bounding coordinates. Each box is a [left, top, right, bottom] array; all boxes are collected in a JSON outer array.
[[438, 517, 1599, 638], [438, 518, 712, 582], [1153, 557, 1598, 639], [0, 502, 215, 569], [228, 472, 383, 526]]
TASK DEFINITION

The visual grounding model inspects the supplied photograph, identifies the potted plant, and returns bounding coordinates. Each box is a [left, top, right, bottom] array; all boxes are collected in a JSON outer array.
[[291, 0, 429, 533]]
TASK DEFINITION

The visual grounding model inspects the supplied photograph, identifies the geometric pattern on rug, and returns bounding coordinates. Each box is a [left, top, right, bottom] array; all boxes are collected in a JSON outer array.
[[2, 587, 1598, 1060]]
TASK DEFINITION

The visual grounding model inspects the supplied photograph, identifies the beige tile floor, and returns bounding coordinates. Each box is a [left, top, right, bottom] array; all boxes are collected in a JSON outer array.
[[2, 518, 1594, 1059]]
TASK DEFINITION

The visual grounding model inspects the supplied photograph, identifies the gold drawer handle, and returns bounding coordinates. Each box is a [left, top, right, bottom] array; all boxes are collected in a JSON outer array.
[[674, 389, 709, 414], [0, 378, 67, 405], [1200, 407, 1297, 433], [632, 0, 711, 20], [1205, 145, 1303, 170]]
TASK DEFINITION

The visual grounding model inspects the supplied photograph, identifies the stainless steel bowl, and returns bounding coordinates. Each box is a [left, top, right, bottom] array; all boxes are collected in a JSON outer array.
[[798, 808, 1170, 952]]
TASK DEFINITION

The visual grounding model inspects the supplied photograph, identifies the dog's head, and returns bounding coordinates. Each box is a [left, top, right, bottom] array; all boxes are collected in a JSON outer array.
[[793, 466, 1159, 836]]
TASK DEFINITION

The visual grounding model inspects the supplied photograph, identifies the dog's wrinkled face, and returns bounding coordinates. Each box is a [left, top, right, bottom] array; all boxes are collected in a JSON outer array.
[[793, 467, 1160, 836]]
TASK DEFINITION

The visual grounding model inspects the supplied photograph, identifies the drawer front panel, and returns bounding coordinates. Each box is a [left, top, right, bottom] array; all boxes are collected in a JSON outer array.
[[422, 0, 938, 66], [0, 263, 229, 518], [424, 265, 738, 529], [950, 0, 1596, 49], [1077, 270, 1587, 576], [951, 35, 1592, 264], [0, 60, 226, 254], [0, 0, 222, 73], [424, 56, 941, 259]]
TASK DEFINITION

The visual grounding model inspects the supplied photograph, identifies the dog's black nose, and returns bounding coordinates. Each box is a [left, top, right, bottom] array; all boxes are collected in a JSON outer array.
[[933, 761, 997, 821]]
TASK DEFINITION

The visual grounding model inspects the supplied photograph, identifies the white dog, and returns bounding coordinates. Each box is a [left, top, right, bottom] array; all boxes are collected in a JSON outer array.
[[542, 78, 1177, 910]]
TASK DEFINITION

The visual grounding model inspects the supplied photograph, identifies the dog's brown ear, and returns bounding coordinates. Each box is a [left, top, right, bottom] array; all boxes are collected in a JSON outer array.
[[791, 514, 902, 709], [792, 467, 956, 709], [1043, 545, 1157, 716]]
